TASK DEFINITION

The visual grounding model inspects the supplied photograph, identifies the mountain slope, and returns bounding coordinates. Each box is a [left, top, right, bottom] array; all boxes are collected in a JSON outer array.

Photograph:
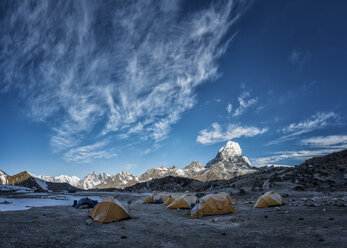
[[95, 171, 138, 189], [33, 174, 81, 188], [77, 172, 112, 190], [1, 141, 258, 190], [0, 170, 8, 184]]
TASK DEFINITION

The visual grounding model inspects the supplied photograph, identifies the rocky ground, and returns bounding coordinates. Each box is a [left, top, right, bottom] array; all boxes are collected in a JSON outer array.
[[0, 186, 346, 248]]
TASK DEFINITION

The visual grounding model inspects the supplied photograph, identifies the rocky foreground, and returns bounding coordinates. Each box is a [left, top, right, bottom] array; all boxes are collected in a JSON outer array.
[[0, 189, 346, 248]]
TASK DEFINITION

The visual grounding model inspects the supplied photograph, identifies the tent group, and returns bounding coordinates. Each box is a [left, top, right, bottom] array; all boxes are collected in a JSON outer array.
[[88, 191, 285, 224], [143, 192, 197, 209], [143, 191, 285, 218], [144, 192, 238, 218]]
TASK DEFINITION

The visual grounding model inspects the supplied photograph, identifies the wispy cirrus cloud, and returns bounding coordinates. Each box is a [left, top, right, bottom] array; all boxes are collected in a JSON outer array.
[[0, 0, 250, 162], [301, 135, 347, 148], [63, 141, 117, 163], [197, 122, 268, 145], [226, 103, 233, 114], [289, 49, 311, 70], [268, 112, 340, 145], [252, 146, 347, 167], [232, 91, 258, 117], [253, 134, 347, 166]]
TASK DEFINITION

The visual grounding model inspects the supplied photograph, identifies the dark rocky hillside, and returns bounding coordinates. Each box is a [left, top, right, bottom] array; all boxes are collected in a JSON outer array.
[[124, 150, 347, 192]]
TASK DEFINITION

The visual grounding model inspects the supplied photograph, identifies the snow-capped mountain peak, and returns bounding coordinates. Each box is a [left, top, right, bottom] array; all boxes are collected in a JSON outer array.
[[30, 173, 81, 187], [78, 171, 112, 190], [206, 140, 248, 168], [218, 140, 242, 159]]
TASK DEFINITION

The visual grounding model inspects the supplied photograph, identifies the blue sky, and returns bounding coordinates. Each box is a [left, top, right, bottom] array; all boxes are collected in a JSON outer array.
[[0, 0, 346, 178]]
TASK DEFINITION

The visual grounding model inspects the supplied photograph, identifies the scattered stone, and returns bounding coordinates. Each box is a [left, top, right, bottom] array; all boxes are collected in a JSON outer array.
[[292, 186, 305, 191], [275, 207, 280, 211], [282, 193, 289, 198], [85, 219, 93, 225], [262, 180, 271, 189], [239, 188, 246, 195]]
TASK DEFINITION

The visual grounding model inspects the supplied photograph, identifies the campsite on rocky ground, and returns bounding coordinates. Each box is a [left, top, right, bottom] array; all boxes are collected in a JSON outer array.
[[1, 148, 347, 247], [0, 185, 346, 247], [1, 0, 347, 247]]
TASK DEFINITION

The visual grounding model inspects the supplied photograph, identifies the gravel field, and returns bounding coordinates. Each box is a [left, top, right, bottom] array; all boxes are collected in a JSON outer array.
[[0, 188, 346, 248]]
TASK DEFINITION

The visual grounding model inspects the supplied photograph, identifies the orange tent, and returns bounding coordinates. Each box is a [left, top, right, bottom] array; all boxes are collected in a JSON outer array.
[[254, 191, 284, 208], [191, 192, 237, 218], [89, 198, 131, 223], [167, 194, 197, 209]]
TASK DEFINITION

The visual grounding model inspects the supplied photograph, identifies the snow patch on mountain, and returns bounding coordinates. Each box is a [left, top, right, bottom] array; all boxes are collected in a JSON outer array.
[[33, 174, 81, 187], [0, 170, 7, 184], [33, 178, 48, 191]]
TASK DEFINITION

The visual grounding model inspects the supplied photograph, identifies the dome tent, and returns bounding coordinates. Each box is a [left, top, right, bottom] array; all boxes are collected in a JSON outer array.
[[89, 198, 131, 224], [143, 193, 171, 204], [190, 192, 237, 218], [254, 191, 284, 208], [143, 194, 158, 204], [167, 194, 197, 209], [162, 193, 183, 205]]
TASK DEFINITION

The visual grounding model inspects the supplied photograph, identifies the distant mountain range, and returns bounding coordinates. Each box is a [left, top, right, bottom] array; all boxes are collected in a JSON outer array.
[[0, 141, 287, 191]]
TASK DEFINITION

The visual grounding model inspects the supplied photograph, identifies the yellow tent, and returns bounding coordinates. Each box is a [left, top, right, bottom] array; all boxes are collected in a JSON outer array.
[[167, 194, 197, 209], [143, 193, 169, 204], [254, 191, 284, 208], [162, 193, 183, 205], [89, 198, 131, 223], [162, 195, 175, 205], [190, 192, 237, 218], [143, 193, 158, 204], [158, 193, 171, 203]]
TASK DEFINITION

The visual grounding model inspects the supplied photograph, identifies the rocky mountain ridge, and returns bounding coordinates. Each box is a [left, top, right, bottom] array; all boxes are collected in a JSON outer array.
[[1, 141, 270, 190], [124, 149, 347, 192]]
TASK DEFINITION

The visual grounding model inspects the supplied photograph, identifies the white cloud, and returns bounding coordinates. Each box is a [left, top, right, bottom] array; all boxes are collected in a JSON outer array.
[[252, 146, 347, 167], [226, 103, 233, 113], [63, 141, 117, 163], [289, 49, 311, 70], [0, 1, 249, 160], [197, 122, 268, 145], [301, 135, 347, 147], [268, 112, 340, 145], [233, 91, 258, 117]]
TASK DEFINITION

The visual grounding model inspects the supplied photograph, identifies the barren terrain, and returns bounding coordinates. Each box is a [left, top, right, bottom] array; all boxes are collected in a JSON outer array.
[[0, 186, 346, 248]]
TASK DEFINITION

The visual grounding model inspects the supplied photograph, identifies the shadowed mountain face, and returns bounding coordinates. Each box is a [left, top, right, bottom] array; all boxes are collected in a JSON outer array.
[[0, 171, 79, 192], [3, 171, 46, 192]]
